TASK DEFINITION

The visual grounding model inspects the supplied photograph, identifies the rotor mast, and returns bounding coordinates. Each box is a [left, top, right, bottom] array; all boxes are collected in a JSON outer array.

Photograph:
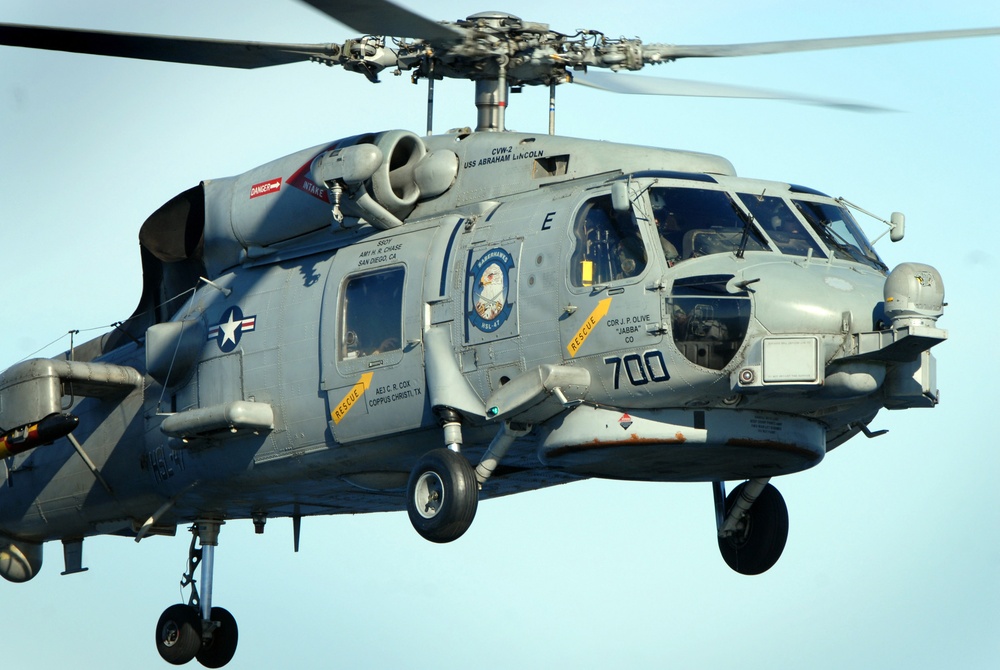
[[417, 11, 565, 133], [467, 12, 515, 133], [474, 62, 508, 132]]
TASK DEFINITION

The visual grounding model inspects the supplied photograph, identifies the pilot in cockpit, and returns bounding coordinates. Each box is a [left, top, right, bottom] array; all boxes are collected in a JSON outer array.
[[651, 190, 682, 264]]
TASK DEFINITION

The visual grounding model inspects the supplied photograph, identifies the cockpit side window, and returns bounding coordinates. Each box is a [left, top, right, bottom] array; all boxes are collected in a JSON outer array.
[[738, 193, 826, 258], [793, 200, 886, 271], [570, 194, 647, 287], [670, 277, 751, 371], [340, 266, 404, 360], [650, 187, 768, 265]]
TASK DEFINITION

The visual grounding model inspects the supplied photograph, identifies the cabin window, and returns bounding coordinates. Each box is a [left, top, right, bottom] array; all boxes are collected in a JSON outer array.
[[570, 195, 647, 286], [649, 187, 768, 265], [340, 266, 404, 360], [738, 193, 826, 258]]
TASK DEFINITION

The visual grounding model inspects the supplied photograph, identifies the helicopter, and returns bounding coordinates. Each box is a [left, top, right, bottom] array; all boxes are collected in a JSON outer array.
[[2, 1, 997, 668]]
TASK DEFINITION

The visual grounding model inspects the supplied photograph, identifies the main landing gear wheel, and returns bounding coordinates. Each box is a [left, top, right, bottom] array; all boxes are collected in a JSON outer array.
[[196, 607, 239, 669], [406, 448, 479, 543], [718, 482, 789, 575], [155, 604, 239, 667], [156, 604, 202, 666], [156, 522, 240, 667]]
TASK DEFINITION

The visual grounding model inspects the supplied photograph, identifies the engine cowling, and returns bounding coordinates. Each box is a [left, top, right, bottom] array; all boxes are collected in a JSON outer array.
[[368, 129, 427, 219], [150, 130, 461, 276]]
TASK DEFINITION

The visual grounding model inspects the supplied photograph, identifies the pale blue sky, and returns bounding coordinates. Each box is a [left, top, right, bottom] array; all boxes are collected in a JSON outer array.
[[2, 2, 999, 668]]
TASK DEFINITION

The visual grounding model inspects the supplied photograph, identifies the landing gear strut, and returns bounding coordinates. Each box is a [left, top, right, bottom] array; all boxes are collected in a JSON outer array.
[[713, 479, 789, 575], [155, 522, 239, 667]]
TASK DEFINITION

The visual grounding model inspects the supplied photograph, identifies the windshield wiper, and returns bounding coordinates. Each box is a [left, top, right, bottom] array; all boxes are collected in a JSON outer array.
[[728, 194, 757, 259]]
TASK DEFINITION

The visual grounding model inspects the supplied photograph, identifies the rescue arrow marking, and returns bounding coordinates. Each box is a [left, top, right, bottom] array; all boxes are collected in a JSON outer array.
[[331, 372, 374, 424], [567, 297, 612, 358]]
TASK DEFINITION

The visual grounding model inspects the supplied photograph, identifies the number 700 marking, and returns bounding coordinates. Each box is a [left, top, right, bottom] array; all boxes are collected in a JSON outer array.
[[604, 350, 670, 389]]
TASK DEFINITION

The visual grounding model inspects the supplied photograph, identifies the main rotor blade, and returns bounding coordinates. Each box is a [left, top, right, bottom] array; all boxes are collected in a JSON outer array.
[[300, 0, 465, 43], [573, 70, 889, 112], [647, 26, 1000, 60], [0, 23, 340, 69]]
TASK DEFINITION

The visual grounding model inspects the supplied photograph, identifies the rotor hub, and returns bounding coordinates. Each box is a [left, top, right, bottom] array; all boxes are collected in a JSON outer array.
[[463, 12, 523, 27]]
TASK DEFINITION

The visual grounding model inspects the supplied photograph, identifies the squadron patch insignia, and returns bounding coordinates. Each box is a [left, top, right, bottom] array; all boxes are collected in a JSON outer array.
[[467, 247, 515, 333]]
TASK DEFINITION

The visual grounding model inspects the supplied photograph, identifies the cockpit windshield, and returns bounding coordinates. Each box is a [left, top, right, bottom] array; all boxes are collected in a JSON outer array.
[[793, 200, 886, 271], [639, 185, 885, 271], [738, 193, 826, 258], [649, 187, 768, 265]]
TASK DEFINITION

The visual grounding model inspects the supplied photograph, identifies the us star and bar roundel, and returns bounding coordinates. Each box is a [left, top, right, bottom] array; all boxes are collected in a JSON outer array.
[[208, 306, 257, 353]]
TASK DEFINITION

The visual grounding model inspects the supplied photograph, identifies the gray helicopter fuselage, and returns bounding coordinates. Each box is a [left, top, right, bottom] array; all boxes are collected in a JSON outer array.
[[0, 129, 945, 561]]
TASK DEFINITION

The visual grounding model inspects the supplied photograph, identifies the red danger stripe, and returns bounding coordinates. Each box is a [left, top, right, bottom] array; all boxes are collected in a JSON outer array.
[[250, 177, 282, 199]]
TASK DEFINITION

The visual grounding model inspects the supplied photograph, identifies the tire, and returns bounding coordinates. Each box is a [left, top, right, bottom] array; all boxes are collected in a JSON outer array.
[[406, 448, 479, 543], [155, 604, 202, 666], [196, 606, 239, 668], [718, 482, 789, 575]]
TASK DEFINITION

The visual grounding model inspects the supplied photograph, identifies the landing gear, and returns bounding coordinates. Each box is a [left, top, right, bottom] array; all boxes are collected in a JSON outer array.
[[406, 414, 533, 543], [714, 479, 789, 575], [195, 607, 239, 669], [406, 448, 479, 543], [155, 604, 201, 665], [155, 522, 239, 667]]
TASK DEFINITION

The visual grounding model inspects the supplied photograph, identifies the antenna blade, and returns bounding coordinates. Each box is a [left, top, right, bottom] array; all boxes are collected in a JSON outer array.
[[573, 70, 890, 112], [301, 0, 466, 43], [0, 23, 339, 69], [646, 26, 1000, 60]]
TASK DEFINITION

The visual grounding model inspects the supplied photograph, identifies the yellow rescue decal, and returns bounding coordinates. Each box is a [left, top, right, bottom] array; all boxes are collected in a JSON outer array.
[[567, 297, 612, 358], [331, 372, 373, 424]]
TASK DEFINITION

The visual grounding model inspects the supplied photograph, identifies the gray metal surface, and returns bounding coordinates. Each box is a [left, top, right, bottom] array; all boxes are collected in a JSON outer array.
[[0, 128, 946, 553]]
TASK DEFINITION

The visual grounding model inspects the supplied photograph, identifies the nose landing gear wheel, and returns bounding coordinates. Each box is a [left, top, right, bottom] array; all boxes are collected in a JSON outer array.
[[718, 481, 789, 575], [406, 448, 479, 543], [156, 604, 202, 666]]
